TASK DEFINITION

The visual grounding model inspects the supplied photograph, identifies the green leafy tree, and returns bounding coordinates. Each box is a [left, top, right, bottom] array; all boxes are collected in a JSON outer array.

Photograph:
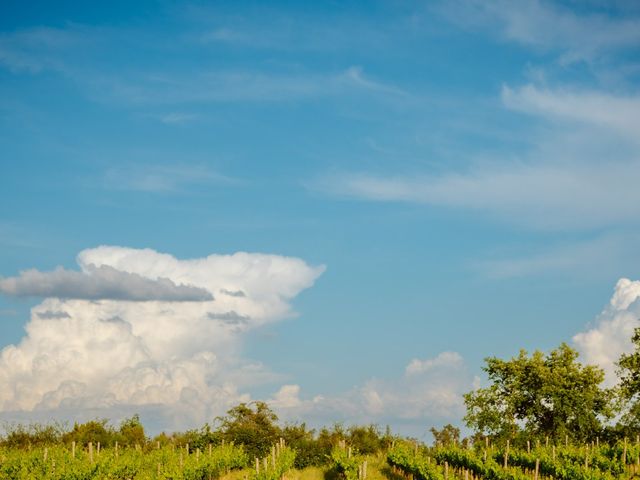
[[62, 419, 116, 447], [464, 343, 612, 443], [430, 424, 460, 447], [348, 424, 384, 454], [617, 326, 640, 432], [281, 423, 327, 468], [3, 423, 64, 448], [216, 401, 280, 459], [118, 414, 146, 446]]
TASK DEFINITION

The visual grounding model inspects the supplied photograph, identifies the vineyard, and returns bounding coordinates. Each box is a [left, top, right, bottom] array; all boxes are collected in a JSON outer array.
[[387, 440, 640, 480], [0, 441, 250, 480], [2, 437, 639, 480]]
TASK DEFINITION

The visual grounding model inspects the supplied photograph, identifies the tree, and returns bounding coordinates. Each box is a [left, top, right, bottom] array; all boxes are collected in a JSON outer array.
[[430, 424, 460, 447], [62, 419, 116, 447], [348, 424, 384, 454], [616, 326, 640, 432], [216, 401, 280, 459], [118, 414, 146, 446], [464, 343, 612, 443], [4, 423, 64, 448], [281, 423, 326, 468]]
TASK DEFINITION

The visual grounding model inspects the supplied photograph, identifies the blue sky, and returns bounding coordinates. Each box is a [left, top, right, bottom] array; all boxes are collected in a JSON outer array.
[[1, 0, 640, 438]]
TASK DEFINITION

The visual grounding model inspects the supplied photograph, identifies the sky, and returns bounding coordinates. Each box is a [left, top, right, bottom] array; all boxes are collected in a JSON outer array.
[[1, 0, 640, 440]]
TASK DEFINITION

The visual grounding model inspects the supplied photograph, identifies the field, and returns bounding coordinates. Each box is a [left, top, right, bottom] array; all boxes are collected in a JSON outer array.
[[1, 439, 639, 479]]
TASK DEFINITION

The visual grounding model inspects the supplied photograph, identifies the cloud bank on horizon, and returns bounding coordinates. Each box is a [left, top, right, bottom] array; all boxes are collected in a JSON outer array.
[[0, 246, 325, 430], [0, 245, 476, 433]]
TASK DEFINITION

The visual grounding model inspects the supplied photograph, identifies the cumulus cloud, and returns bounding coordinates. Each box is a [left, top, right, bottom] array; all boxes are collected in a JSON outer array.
[[574, 278, 640, 386], [272, 351, 472, 437], [405, 351, 463, 375], [0, 246, 324, 431], [36, 310, 71, 319], [0, 264, 213, 302]]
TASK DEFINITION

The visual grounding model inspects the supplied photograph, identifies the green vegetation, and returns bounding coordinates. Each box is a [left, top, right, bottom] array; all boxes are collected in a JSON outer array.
[[389, 439, 640, 480], [0, 442, 248, 480], [2, 327, 640, 479]]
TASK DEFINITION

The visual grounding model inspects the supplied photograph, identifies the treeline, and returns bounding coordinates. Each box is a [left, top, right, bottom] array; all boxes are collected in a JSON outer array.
[[4, 327, 640, 458], [0, 403, 392, 469]]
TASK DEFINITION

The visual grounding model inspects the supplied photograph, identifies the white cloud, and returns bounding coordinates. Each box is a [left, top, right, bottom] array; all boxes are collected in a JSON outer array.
[[270, 385, 303, 409], [315, 83, 640, 231], [405, 351, 463, 375], [0, 246, 324, 431], [441, 0, 640, 63], [502, 84, 640, 141], [0, 264, 213, 301], [574, 278, 640, 385], [316, 160, 640, 230], [272, 352, 472, 437], [90, 67, 402, 106], [102, 164, 236, 193]]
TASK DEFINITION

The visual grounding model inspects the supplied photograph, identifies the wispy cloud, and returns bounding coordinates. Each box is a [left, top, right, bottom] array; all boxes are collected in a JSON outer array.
[[313, 159, 640, 230], [0, 22, 405, 108], [476, 233, 640, 279], [188, 5, 395, 54], [102, 164, 236, 194], [0, 26, 82, 73], [87, 67, 405, 106], [157, 112, 199, 125], [502, 84, 640, 140], [313, 82, 640, 231], [439, 0, 640, 64]]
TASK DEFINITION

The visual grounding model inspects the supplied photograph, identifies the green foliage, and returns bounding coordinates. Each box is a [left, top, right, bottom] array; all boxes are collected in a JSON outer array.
[[251, 442, 296, 480], [433, 447, 531, 480], [492, 447, 620, 480], [429, 424, 460, 447], [169, 424, 222, 452], [347, 425, 387, 455], [330, 445, 364, 480], [0, 441, 247, 479], [2, 422, 65, 448], [118, 414, 146, 447], [216, 402, 280, 459], [387, 441, 443, 480], [281, 423, 328, 468], [62, 419, 115, 448], [464, 343, 612, 443], [389, 435, 634, 480], [617, 326, 640, 433]]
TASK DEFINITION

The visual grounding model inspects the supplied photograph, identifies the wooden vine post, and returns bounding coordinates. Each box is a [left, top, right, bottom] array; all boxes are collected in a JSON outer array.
[[503, 440, 510, 468]]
